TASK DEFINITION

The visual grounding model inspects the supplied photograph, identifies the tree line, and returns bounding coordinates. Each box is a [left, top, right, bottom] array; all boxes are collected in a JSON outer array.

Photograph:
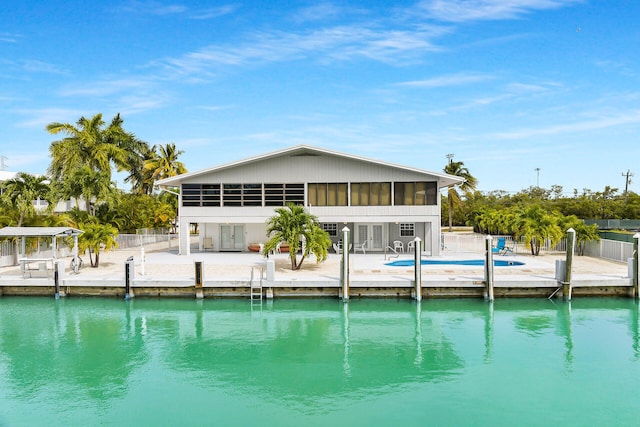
[[0, 113, 186, 267], [442, 160, 640, 255]]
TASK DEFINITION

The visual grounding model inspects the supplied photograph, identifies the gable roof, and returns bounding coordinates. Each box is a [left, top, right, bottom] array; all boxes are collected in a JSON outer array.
[[156, 145, 465, 188]]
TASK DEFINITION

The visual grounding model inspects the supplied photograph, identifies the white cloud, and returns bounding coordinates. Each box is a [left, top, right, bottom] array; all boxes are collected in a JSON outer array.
[[397, 72, 493, 88], [156, 24, 444, 77], [58, 78, 154, 97], [492, 111, 640, 140], [190, 5, 238, 20], [418, 0, 584, 23], [15, 108, 86, 129]]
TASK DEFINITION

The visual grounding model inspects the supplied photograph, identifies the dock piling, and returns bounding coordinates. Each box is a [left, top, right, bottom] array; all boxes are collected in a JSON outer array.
[[563, 228, 575, 301], [194, 261, 204, 299], [341, 226, 350, 302], [484, 236, 494, 301], [414, 237, 422, 301], [633, 233, 640, 299], [125, 256, 134, 300]]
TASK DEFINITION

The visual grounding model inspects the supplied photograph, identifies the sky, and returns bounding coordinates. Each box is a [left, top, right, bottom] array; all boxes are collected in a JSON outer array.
[[1, 0, 639, 195]]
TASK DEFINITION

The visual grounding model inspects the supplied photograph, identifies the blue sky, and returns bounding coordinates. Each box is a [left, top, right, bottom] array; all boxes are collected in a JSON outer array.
[[1, 0, 639, 194]]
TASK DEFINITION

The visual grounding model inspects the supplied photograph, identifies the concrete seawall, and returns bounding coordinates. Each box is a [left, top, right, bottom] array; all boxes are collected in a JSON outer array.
[[0, 250, 633, 299]]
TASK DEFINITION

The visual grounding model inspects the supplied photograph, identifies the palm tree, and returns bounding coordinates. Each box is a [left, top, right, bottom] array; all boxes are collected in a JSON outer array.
[[77, 222, 118, 267], [143, 143, 187, 184], [262, 204, 331, 270], [514, 205, 563, 256], [47, 113, 130, 181], [0, 172, 52, 226], [123, 141, 155, 195], [443, 160, 478, 232]]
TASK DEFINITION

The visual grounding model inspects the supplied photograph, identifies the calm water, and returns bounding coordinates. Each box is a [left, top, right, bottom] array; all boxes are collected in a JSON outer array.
[[1, 297, 639, 426]]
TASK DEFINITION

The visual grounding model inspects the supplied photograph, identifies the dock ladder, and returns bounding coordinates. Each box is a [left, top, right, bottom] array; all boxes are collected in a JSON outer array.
[[250, 267, 264, 302]]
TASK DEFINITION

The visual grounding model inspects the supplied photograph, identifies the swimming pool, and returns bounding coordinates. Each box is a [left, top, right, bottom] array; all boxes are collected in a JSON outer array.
[[386, 259, 525, 267]]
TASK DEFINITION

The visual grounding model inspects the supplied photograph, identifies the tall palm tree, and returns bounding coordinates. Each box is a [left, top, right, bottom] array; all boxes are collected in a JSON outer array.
[[143, 143, 187, 184], [262, 204, 331, 270], [443, 160, 478, 232], [47, 113, 130, 181], [123, 141, 155, 195], [0, 172, 51, 226]]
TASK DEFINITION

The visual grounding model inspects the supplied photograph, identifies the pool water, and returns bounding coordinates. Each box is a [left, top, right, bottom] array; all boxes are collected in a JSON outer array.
[[386, 259, 526, 266], [0, 297, 637, 426]]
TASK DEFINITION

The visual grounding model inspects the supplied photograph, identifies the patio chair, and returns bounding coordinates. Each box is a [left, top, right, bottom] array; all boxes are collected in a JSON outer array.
[[203, 237, 213, 251], [393, 240, 404, 253], [407, 240, 415, 253], [492, 237, 506, 254], [499, 240, 516, 255]]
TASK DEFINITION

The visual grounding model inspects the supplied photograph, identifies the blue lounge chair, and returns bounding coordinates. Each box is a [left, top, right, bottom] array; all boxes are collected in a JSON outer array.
[[492, 237, 506, 254]]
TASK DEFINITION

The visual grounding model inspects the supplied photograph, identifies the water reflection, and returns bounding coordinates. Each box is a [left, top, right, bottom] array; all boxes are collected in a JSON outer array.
[[0, 298, 148, 403], [1, 297, 639, 418]]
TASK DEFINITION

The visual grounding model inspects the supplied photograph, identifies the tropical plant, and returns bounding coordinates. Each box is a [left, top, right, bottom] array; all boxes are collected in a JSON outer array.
[[443, 159, 478, 232], [262, 204, 331, 270], [77, 222, 118, 268], [558, 215, 600, 256], [0, 172, 52, 226], [123, 140, 156, 195], [513, 205, 563, 256], [47, 113, 132, 181], [143, 143, 187, 184]]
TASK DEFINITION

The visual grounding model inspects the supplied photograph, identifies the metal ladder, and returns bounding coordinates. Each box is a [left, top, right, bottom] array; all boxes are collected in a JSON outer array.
[[250, 267, 264, 301]]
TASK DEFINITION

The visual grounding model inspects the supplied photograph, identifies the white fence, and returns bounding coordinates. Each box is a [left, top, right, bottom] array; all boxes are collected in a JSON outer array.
[[0, 233, 178, 268], [115, 233, 177, 250], [442, 233, 571, 256], [583, 239, 633, 263]]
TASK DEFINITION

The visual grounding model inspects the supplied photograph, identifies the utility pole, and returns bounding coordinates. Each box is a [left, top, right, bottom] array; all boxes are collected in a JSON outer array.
[[446, 153, 454, 165], [534, 168, 540, 187], [0, 155, 7, 171], [622, 169, 634, 196]]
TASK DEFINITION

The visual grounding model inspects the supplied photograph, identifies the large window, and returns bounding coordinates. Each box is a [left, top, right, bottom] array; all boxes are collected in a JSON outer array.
[[351, 182, 391, 206], [393, 182, 437, 205], [182, 184, 203, 206], [182, 183, 261, 207], [202, 184, 221, 206], [264, 183, 304, 206], [308, 183, 348, 206]]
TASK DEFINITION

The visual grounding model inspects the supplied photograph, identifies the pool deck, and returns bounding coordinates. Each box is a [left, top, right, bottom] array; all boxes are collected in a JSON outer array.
[[0, 244, 634, 299]]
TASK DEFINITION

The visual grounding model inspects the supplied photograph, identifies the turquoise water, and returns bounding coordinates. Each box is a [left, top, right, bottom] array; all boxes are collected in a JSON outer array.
[[386, 259, 525, 266], [1, 297, 638, 426]]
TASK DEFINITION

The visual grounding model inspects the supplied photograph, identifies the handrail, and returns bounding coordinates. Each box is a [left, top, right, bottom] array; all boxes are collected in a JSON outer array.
[[384, 246, 399, 260]]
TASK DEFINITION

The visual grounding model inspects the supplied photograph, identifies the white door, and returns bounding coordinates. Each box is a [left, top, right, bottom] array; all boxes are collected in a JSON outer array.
[[220, 225, 245, 251], [356, 224, 384, 251]]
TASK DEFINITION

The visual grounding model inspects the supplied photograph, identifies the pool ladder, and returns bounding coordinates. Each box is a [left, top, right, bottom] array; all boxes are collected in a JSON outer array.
[[250, 267, 264, 302]]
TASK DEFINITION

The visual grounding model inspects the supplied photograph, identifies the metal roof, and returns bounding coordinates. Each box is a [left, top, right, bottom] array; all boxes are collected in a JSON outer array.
[[0, 226, 83, 238], [156, 144, 465, 188]]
